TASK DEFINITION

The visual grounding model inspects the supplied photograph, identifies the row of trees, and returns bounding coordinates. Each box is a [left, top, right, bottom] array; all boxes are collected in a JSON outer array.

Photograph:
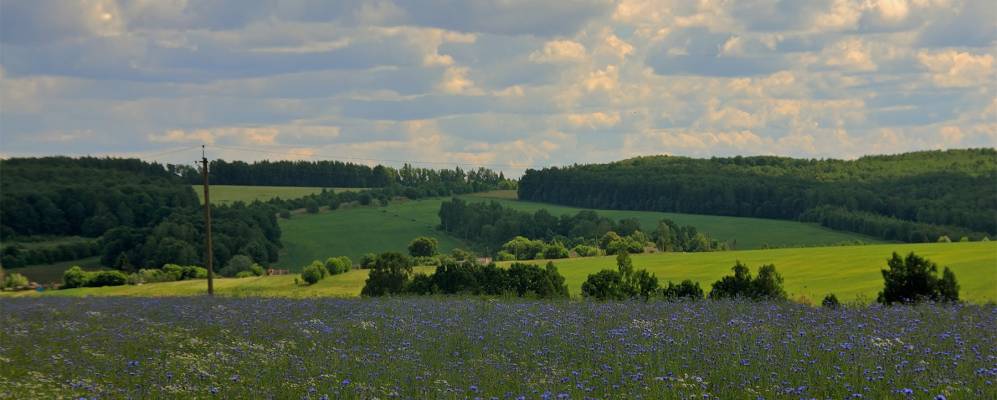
[[359, 252, 569, 298], [518, 149, 996, 241], [1, 240, 100, 268], [438, 198, 726, 255], [176, 160, 516, 194]]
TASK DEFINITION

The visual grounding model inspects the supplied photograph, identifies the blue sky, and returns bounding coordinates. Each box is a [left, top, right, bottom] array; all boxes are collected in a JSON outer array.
[[1, 0, 994, 175]]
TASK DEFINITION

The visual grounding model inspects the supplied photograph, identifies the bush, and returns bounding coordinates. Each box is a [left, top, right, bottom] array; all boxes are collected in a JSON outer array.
[[502, 236, 545, 260], [301, 263, 326, 285], [305, 199, 319, 214], [408, 237, 439, 257], [359, 253, 378, 269], [85, 271, 127, 287], [877, 252, 959, 304], [361, 252, 413, 296], [1, 272, 29, 290], [495, 251, 516, 262], [235, 271, 256, 278], [708, 262, 787, 301], [959, 236, 970, 242], [218, 255, 258, 277], [63, 266, 88, 288], [451, 248, 475, 262], [662, 280, 704, 300], [572, 245, 600, 257], [324, 256, 352, 274], [542, 241, 570, 259], [581, 253, 658, 300], [822, 294, 840, 309], [278, 210, 291, 219], [937, 235, 951, 243], [506, 262, 569, 298]]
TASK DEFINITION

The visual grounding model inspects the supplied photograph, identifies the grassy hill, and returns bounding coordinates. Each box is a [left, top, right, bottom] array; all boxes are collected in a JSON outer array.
[[10, 242, 994, 303], [274, 191, 881, 269], [193, 185, 362, 205]]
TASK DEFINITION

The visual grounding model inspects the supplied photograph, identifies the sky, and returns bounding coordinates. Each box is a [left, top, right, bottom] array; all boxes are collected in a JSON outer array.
[[1, 0, 994, 175]]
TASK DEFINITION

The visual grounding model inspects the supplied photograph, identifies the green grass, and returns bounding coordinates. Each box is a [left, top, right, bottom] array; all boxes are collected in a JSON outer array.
[[274, 191, 882, 270], [193, 185, 363, 205], [3, 266, 436, 298], [464, 191, 884, 250], [8, 242, 994, 304], [277, 200, 471, 269], [516, 241, 997, 303]]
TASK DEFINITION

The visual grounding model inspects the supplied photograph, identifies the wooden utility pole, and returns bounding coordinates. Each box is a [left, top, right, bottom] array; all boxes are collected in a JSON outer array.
[[201, 145, 214, 295]]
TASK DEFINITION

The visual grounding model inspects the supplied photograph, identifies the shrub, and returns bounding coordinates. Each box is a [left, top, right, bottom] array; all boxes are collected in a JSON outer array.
[[877, 252, 959, 304], [408, 237, 439, 257], [85, 271, 127, 287], [822, 294, 840, 309], [235, 271, 256, 278], [495, 251, 516, 262], [219, 255, 257, 277], [506, 262, 569, 298], [662, 280, 704, 300], [1, 272, 29, 290], [301, 263, 326, 285], [278, 210, 291, 219], [359, 253, 378, 269], [572, 245, 600, 257], [450, 248, 475, 262], [708, 262, 787, 301], [581, 253, 658, 300], [361, 252, 413, 296], [959, 236, 970, 242], [63, 266, 88, 288], [937, 235, 951, 243], [502, 236, 545, 260], [542, 241, 570, 259], [305, 199, 320, 214], [324, 256, 352, 274], [412, 256, 440, 267]]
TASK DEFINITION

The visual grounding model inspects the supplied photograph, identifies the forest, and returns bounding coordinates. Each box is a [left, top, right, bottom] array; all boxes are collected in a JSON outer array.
[[177, 160, 515, 194], [518, 149, 996, 242]]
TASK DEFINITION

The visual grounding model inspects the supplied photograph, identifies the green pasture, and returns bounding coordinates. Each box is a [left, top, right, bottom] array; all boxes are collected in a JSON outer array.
[[7, 242, 994, 304]]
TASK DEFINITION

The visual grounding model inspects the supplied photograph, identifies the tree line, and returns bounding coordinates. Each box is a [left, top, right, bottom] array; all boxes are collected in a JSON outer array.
[[438, 198, 725, 256], [176, 160, 516, 194], [517, 149, 996, 242]]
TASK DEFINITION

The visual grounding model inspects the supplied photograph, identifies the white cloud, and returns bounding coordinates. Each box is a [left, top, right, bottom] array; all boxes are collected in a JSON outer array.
[[917, 50, 995, 87], [529, 40, 587, 63]]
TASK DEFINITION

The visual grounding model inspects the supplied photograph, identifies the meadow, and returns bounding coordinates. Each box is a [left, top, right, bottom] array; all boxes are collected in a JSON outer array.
[[193, 185, 362, 205], [9, 242, 994, 303], [0, 297, 993, 399], [275, 191, 881, 269]]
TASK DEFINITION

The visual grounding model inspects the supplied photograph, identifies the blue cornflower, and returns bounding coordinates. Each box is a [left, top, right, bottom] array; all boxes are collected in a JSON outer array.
[[341, 379, 351, 386], [934, 396, 946, 400], [470, 385, 479, 393]]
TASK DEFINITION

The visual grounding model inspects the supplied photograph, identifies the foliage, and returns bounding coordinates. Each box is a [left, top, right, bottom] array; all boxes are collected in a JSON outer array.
[[324, 256, 352, 275], [439, 197, 719, 255], [407, 236, 439, 257], [708, 262, 787, 301], [519, 149, 996, 241], [360, 252, 413, 296], [1, 239, 100, 268], [937, 235, 952, 243], [218, 255, 262, 278], [581, 253, 660, 300], [822, 294, 840, 309], [301, 262, 327, 285], [877, 252, 960, 304], [571, 244, 600, 257], [541, 241, 570, 259], [661, 280, 704, 300], [82, 270, 128, 288], [1, 272, 29, 290]]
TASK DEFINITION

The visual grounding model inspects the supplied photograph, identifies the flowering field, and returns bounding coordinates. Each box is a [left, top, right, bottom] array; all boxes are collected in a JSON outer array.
[[1, 298, 994, 399]]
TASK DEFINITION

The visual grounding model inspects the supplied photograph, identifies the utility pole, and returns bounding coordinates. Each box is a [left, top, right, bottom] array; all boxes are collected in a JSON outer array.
[[201, 145, 214, 295]]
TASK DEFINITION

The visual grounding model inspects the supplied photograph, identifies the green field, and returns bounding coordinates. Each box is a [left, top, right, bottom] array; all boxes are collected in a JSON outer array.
[[465, 191, 884, 250], [275, 191, 882, 269], [8, 242, 994, 303], [193, 185, 363, 205], [277, 199, 471, 269]]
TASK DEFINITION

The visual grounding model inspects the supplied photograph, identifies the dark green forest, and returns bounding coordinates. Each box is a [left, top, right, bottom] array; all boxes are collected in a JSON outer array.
[[177, 160, 514, 194], [518, 149, 996, 242]]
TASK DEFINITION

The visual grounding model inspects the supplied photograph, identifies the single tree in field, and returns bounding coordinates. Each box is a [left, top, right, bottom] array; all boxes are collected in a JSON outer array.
[[408, 237, 439, 257], [877, 252, 960, 304]]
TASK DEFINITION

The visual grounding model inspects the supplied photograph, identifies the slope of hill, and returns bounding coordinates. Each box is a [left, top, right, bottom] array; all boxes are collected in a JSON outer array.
[[519, 149, 997, 242], [193, 185, 363, 205], [9, 242, 993, 303], [273, 193, 880, 269]]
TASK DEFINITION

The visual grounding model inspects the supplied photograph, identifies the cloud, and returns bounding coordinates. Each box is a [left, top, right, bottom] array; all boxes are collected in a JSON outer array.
[[530, 40, 587, 63], [0, 0, 994, 173], [917, 50, 995, 87]]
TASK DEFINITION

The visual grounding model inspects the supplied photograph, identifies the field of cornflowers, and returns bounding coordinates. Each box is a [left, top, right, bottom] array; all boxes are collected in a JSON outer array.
[[1, 298, 994, 399]]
